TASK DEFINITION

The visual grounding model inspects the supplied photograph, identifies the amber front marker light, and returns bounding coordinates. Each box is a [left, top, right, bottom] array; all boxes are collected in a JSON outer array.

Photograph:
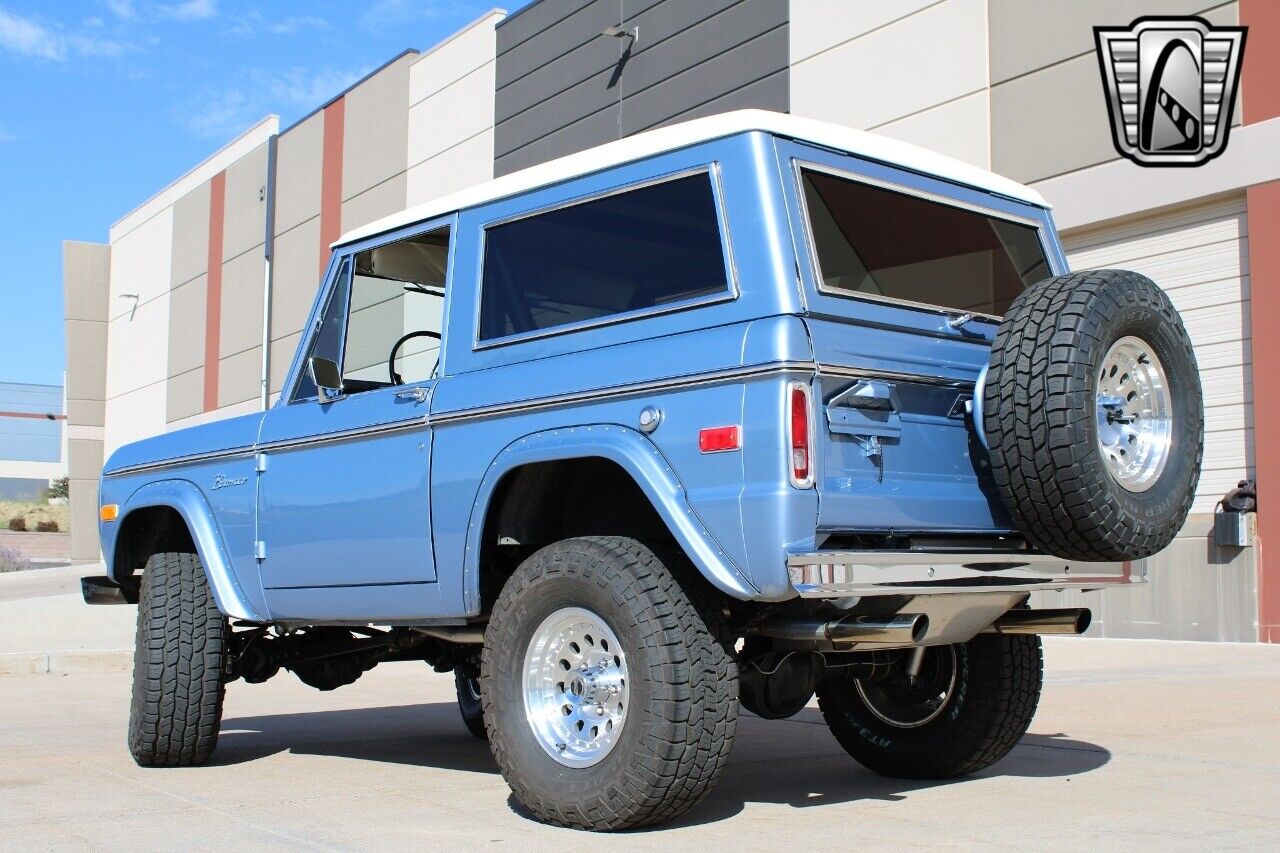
[[100, 504, 119, 522]]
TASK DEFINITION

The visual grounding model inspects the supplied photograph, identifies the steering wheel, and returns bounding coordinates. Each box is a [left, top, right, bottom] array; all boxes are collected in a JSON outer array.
[[388, 330, 442, 385]]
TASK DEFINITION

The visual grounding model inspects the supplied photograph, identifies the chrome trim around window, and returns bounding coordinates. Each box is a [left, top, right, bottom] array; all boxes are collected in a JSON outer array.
[[472, 165, 741, 351], [816, 363, 977, 389], [791, 158, 1054, 323]]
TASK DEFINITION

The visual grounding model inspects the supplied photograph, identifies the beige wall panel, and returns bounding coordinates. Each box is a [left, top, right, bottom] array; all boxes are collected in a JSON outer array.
[[170, 182, 210, 289], [341, 172, 408, 234], [67, 437, 103, 482], [63, 241, 111, 322], [66, 399, 105, 429], [407, 130, 494, 206], [274, 111, 324, 235], [219, 251, 265, 359], [871, 90, 989, 169], [222, 141, 270, 263], [343, 55, 413, 202], [790, 0, 986, 130], [166, 274, 207, 378], [105, 290, 169, 400], [269, 331, 303, 396], [270, 216, 322, 341], [103, 380, 166, 458], [991, 54, 1117, 183], [64, 319, 107, 402], [165, 368, 204, 423], [790, 0, 936, 65], [408, 62, 496, 168], [217, 346, 262, 409], [69, 475, 102, 563], [108, 206, 172, 314], [989, 0, 1223, 84], [409, 12, 501, 107]]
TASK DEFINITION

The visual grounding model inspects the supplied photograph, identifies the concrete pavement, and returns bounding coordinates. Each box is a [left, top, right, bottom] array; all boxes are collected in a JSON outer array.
[[2, 637, 1278, 850]]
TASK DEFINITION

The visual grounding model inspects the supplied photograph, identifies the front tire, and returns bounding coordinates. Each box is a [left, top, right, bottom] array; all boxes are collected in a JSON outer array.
[[128, 551, 229, 767], [816, 634, 1042, 779], [482, 536, 738, 831]]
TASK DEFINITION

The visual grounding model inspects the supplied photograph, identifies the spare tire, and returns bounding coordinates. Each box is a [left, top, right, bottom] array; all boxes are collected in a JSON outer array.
[[982, 269, 1202, 561]]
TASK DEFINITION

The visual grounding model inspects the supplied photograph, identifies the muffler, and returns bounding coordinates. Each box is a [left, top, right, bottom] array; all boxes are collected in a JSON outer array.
[[756, 613, 929, 646], [983, 608, 1091, 636]]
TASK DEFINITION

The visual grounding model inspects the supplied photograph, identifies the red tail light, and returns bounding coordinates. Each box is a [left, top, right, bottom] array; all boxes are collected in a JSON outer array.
[[789, 382, 813, 487], [698, 425, 741, 453]]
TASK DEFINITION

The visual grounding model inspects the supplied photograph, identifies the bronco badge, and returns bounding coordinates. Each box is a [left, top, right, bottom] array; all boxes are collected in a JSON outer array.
[[211, 474, 248, 490], [1094, 16, 1246, 167]]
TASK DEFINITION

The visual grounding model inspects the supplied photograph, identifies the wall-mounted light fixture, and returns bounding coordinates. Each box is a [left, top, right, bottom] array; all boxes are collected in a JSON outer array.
[[601, 24, 638, 43], [118, 292, 140, 320]]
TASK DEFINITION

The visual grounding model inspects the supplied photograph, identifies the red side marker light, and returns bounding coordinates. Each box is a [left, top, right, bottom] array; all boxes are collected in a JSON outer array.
[[699, 425, 741, 453]]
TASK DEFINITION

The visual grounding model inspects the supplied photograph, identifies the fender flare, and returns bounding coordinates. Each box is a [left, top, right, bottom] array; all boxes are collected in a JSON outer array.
[[461, 424, 758, 611], [110, 479, 268, 622]]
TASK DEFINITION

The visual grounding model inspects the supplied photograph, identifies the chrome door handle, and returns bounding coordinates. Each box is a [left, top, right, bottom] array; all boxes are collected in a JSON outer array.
[[395, 386, 429, 403]]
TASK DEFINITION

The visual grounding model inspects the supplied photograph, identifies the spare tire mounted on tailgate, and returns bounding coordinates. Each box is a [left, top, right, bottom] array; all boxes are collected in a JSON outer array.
[[982, 269, 1203, 562]]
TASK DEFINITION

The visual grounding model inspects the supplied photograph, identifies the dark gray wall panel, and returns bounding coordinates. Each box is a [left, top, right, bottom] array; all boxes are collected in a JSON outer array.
[[495, 0, 788, 176]]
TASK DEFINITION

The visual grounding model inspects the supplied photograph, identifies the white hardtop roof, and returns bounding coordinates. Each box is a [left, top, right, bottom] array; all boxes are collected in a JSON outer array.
[[336, 109, 1048, 247]]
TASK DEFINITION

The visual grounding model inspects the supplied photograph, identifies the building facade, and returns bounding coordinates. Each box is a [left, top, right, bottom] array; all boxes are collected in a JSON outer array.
[[0, 381, 66, 500], [63, 0, 1280, 642]]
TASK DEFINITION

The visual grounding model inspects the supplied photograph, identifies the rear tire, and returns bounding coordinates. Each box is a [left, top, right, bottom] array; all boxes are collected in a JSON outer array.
[[984, 269, 1202, 561], [817, 635, 1042, 779], [128, 551, 229, 767], [482, 536, 738, 831]]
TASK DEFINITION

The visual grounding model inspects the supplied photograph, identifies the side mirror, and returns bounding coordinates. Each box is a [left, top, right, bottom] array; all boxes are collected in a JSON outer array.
[[308, 356, 343, 402]]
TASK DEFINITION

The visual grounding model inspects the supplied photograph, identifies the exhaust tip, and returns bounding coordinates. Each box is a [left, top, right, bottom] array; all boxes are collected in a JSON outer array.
[[909, 613, 930, 644], [1075, 608, 1093, 634]]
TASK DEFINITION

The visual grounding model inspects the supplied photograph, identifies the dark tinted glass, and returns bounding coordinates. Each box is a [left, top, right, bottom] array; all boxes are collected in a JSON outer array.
[[801, 169, 1049, 317], [479, 173, 728, 341]]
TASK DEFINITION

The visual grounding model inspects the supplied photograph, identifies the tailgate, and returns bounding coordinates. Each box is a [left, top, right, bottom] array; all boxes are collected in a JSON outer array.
[[808, 318, 1014, 534]]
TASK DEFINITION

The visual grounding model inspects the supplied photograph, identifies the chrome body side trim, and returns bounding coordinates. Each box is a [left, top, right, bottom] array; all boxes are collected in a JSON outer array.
[[104, 446, 257, 479], [816, 364, 976, 388], [788, 550, 1134, 598], [430, 360, 816, 426]]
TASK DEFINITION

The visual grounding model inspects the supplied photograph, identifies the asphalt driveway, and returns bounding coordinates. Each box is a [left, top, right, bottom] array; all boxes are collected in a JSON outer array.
[[2, 637, 1277, 850]]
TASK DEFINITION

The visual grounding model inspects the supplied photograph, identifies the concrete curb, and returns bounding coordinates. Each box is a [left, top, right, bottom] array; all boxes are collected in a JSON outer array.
[[0, 649, 132, 675]]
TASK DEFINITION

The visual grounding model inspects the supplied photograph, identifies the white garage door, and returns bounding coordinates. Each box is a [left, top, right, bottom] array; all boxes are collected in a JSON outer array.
[[1062, 194, 1252, 515]]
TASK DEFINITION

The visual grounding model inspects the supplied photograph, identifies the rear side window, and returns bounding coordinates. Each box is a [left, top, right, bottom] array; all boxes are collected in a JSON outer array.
[[800, 168, 1049, 317], [479, 172, 729, 342]]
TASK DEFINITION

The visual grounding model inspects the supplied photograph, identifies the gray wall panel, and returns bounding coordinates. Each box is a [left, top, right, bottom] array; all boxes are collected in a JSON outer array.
[[495, 0, 788, 176]]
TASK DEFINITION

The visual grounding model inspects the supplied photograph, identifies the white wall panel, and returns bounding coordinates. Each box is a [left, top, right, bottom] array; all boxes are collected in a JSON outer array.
[[103, 380, 167, 460], [871, 90, 990, 169], [407, 131, 495, 207], [108, 206, 173, 317]]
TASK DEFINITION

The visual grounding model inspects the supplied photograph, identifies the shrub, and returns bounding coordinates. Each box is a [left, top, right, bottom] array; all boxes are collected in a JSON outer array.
[[36, 520, 59, 533], [0, 546, 31, 573], [7, 516, 27, 532]]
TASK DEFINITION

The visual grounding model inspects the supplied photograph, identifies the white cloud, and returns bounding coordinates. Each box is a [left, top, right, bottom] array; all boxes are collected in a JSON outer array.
[[0, 7, 124, 61], [159, 0, 217, 22], [359, 0, 480, 31], [226, 9, 329, 37], [182, 64, 369, 139], [104, 0, 135, 21]]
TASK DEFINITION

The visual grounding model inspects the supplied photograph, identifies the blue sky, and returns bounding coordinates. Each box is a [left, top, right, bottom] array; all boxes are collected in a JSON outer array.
[[0, 0, 526, 388]]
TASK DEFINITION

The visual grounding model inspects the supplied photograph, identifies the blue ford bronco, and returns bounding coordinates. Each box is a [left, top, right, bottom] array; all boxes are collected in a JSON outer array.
[[85, 111, 1202, 831]]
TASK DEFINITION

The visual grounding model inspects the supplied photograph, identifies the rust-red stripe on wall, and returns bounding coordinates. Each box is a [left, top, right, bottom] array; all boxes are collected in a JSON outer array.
[[204, 170, 226, 412], [1247, 179, 1280, 643], [1240, 0, 1280, 123], [319, 97, 345, 275], [0, 411, 66, 421]]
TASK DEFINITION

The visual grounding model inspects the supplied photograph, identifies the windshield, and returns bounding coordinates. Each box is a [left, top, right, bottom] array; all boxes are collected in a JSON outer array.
[[799, 168, 1050, 317]]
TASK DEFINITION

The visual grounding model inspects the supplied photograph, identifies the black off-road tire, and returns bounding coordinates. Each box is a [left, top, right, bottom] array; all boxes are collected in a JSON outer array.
[[454, 667, 488, 740], [817, 634, 1042, 779], [128, 551, 229, 767], [481, 536, 738, 831], [983, 269, 1203, 561]]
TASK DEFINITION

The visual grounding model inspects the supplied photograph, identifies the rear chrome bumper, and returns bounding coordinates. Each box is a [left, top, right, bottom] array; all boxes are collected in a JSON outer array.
[[788, 551, 1135, 598]]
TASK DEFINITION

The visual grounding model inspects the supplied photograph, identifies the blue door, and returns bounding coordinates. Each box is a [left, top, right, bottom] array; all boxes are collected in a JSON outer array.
[[257, 225, 451, 621]]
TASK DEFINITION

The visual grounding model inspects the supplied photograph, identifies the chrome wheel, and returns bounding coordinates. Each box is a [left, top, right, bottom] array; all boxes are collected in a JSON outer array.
[[1095, 335, 1173, 492], [522, 606, 629, 769], [854, 646, 957, 729]]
